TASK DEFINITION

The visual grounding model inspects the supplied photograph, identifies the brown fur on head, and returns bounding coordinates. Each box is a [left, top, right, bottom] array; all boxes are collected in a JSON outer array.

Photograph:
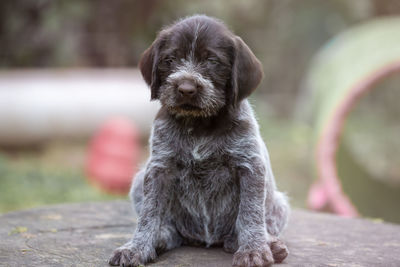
[[139, 15, 263, 117]]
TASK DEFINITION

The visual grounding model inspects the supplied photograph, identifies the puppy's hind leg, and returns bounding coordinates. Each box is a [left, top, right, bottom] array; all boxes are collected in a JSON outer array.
[[265, 191, 290, 263], [265, 191, 290, 236], [156, 220, 182, 254]]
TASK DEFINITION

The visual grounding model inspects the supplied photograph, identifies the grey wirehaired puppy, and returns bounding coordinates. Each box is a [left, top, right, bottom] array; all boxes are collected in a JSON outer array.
[[109, 15, 290, 267]]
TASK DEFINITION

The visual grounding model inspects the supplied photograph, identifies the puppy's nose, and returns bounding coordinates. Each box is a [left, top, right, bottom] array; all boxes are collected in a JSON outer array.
[[178, 81, 197, 97]]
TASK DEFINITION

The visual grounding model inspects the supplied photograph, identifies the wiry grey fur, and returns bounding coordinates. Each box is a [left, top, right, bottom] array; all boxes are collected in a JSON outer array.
[[109, 15, 290, 267]]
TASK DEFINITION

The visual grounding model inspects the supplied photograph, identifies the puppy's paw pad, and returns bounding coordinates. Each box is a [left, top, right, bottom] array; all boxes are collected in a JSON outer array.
[[108, 247, 143, 267], [233, 249, 274, 267], [270, 239, 289, 263]]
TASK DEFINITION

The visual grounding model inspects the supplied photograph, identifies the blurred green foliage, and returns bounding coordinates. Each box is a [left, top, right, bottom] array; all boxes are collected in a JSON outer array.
[[0, 143, 123, 213]]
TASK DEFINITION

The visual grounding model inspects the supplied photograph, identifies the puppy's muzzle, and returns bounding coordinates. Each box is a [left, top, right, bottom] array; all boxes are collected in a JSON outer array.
[[178, 80, 198, 97]]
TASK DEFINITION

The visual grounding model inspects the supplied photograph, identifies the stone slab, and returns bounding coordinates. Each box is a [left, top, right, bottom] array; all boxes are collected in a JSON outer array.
[[1, 201, 399, 266]]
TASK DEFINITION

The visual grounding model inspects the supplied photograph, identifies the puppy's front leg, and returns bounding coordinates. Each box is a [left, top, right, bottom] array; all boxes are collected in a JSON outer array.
[[109, 165, 167, 267], [233, 163, 274, 267]]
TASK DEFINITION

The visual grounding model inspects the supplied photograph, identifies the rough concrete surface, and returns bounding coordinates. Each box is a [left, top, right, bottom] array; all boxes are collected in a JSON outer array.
[[0, 201, 399, 266]]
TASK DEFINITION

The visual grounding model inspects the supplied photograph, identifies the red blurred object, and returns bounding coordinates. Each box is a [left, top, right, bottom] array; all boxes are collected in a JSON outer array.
[[86, 117, 140, 194]]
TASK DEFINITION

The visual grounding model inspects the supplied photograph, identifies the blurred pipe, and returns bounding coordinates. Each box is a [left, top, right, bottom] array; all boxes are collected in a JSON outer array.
[[0, 69, 159, 146]]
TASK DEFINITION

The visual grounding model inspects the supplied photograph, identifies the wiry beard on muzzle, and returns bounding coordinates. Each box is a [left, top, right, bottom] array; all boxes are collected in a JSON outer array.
[[159, 63, 226, 118]]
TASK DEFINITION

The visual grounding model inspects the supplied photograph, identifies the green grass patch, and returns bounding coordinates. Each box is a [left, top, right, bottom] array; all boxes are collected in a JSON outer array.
[[0, 142, 125, 213]]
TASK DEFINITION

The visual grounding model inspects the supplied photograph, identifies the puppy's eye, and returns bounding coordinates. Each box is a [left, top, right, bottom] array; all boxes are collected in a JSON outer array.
[[163, 57, 175, 66], [207, 58, 219, 65]]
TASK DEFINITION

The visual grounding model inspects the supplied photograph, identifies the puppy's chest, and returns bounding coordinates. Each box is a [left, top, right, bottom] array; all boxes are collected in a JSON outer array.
[[171, 139, 240, 244], [162, 131, 240, 244], [182, 134, 221, 162], [173, 135, 234, 179], [154, 125, 239, 194], [172, 135, 238, 207]]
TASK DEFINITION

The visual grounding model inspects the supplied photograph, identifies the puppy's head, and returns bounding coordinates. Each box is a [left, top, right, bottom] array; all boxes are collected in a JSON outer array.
[[139, 15, 263, 117]]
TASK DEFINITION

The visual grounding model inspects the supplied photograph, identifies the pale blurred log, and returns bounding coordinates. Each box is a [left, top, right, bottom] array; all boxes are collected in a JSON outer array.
[[0, 69, 159, 146]]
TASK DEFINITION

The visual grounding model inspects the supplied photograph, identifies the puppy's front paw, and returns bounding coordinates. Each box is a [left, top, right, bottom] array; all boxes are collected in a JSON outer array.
[[232, 247, 274, 267], [108, 243, 156, 267], [269, 239, 288, 263]]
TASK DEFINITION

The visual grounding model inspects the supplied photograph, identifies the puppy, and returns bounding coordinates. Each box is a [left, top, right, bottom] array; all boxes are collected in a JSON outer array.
[[109, 15, 290, 267]]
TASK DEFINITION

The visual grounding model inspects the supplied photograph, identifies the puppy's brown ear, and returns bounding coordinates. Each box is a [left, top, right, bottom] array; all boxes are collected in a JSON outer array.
[[231, 36, 263, 105], [139, 40, 161, 100]]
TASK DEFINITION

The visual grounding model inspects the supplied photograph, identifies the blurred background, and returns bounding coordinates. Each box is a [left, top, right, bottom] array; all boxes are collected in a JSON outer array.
[[0, 0, 399, 223]]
